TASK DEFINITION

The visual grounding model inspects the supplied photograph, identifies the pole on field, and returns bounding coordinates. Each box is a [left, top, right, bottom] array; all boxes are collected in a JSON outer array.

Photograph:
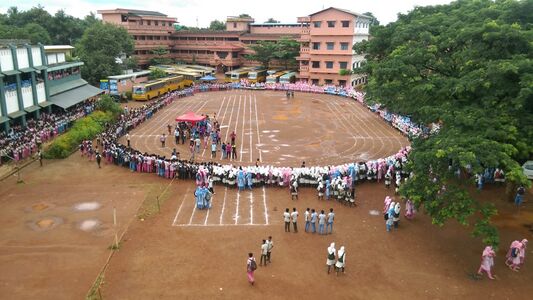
[[113, 206, 118, 249]]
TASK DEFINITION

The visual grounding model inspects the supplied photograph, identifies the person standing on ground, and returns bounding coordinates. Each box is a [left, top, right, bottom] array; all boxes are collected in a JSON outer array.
[[478, 246, 496, 280], [327, 208, 335, 234], [211, 142, 217, 158], [515, 185, 525, 208], [174, 127, 180, 144], [160, 133, 166, 148], [318, 210, 326, 235], [266, 236, 274, 263], [326, 243, 336, 274], [284, 208, 291, 232], [230, 130, 237, 145], [247, 253, 257, 285], [291, 207, 299, 233], [505, 240, 523, 271], [393, 202, 401, 229], [311, 209, 318, 233], [37, 150, 43, 167], [519, 239, 528, 267], [167, 124, 172, 135], [304, 208, 311, 232], [126, 133, 131, 148], [335, 246, 346, 276], [260, 240, 268, 267], [96, 151, 101, 168], [232, 143, 237, 160]]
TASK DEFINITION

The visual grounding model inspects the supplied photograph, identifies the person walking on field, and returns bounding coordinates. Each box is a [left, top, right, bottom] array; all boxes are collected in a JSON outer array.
[[96, 151, 102, 168], [247, 253, 257, 285], [478, 246, 496, 279], [291, 207, 299, 233], [326, 243, 336, 274], [260, 240, 268, 266], [310, 209, 318, 233], [266, 236, 274, 263], [126, 133, 131, 147], [327, 208, 335, 234], [335, 246, 346, 276], [304, 208, 311, 232], [318, 210, 326, 235], [37, 150, 43, 167], [160, 133, 166, 148], [284, 208, 291, 232]]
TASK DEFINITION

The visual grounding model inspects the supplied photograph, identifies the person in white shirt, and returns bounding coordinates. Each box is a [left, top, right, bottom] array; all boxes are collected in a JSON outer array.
[[260, 239, 268, 266], [327, 208, 335, 234], [310, 209, 318, 233], [318, 210, 326, 235], [266, 236, 274, 263], [283, 208, 291, 232], [335, 246, 346, 275], [304, 208, 311, 232], [291, 207, 299, 233]]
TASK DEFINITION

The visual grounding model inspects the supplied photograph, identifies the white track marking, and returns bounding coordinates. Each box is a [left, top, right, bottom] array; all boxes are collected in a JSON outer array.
[[262, 186, 269, 225], [231, 95, 242, 162], [172, 187, 190, 226], [224, 96, 236, 142], [204, 204, 210, 225], [254, 95, 263, 162], [239, 93, 246, 162], [219, 187, 227, 225], [188, 199, 197, 225], [234, 190, 240, 224], [173, 223, 269, 227], [248, 94, 253, 162], [249, 191, 254, 225]]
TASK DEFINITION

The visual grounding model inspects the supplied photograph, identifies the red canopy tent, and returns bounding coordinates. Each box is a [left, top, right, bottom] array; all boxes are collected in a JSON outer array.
[[175, 112, 206, 124]]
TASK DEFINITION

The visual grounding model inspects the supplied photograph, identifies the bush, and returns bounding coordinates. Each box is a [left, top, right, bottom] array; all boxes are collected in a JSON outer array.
[[43, 111, 114, 159], [96, 94, 122, 118], [125, 91, 132, 101], [339, 69, 352, 76]]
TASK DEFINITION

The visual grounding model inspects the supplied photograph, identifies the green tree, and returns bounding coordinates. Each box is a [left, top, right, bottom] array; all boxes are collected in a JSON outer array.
[[149, 67, 167, 80], [149, 46, 172, 66], [360, 0, 533, 246], [76, 22, 134, 85], [273, 37, 300, 69], [238, 14, 252, 18], [209, 20, 225, 30], [245, 41, 278, 67], [23, 23, 52, 44], [266, 18, 279, 23]]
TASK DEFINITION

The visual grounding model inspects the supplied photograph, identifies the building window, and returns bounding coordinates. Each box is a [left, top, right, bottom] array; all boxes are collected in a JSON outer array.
[[340, 43, 349, 50], [326, 42, 334, 50], [312, 79, 319, 85], [155, 21, 159, 26], [232, 52, 238, 58], [313, 21, 321, 28], [325, 61, 333, 69], [139, 20, 143, 25], [325, 79, 333, 84], [233, 22, 237, 28], [338, 80, 346, 86], [327, 21, 335, 28], [147, 20, 151, 26], [311, 61, 320, 68], [161, 21, 165, 26], [341, 20, 350, 27], [312, 42, 320, 50], [339, 62, 348, 69]]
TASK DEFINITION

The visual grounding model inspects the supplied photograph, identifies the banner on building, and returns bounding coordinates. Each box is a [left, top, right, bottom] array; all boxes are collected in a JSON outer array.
[[109, 79, 118, 95], [99, 79, 109, 92]]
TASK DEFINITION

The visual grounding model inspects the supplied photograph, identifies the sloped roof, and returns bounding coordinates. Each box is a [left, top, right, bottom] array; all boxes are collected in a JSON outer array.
[[309, 7, 372, 19], [123, 9, 167, 17]]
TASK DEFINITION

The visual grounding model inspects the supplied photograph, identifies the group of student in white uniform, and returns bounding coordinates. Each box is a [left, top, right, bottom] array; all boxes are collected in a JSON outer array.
[[282, 207, 336, 235]]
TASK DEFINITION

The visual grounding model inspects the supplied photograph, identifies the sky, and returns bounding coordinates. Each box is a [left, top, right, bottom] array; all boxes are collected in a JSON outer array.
[[1, 0, 455, 27]]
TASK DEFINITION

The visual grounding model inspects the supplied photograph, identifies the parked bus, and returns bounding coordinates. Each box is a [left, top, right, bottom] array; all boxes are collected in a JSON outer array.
[[279, 71, 297, 84], [165, 69, 202, 86], [266, 70, 289, 83], [132, 75, 184, 101], [179, 64, 215, 76], [226, 68, 253, 83], [247, 69, 268, 83]]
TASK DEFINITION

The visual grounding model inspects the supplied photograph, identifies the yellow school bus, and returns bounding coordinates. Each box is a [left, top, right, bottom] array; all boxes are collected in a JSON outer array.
[[266, 70, 289, 83], [225, 67, 254, 83], [165, 69, 202, 86], [132, 75, 184, 101], [247, 69, 267, 83]]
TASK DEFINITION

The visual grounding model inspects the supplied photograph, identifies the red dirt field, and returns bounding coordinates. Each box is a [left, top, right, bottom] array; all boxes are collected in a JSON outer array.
[[122, 90, 410, 166], [0, 91, 531, 299]]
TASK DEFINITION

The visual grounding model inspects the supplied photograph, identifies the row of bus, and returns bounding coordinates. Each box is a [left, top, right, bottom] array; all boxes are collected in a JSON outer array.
[[132, 65, 297, 101], [132, 65, 215, 101], [224, 68, 296, 84]]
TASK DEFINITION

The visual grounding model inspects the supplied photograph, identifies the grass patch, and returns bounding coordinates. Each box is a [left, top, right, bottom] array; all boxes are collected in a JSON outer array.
[[137, 183, 174, 220], [86, 273, 104, 300]]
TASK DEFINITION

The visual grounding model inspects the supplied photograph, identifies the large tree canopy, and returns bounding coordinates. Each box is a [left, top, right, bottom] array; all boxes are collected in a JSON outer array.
[[245, 37, 299, 68], [76, 22, 134, 85], [358, 0, 533, 246]]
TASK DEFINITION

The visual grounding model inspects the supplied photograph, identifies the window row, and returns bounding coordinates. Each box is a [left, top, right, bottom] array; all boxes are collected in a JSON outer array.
[[311, 42, 350, 50], [313, 20, 351, 28], [312, 20, 369, 29], [137, 20, 173, 27], [311, 61, 349, 69], [133, 35, 169, 41], [172, 36, 240, 41]]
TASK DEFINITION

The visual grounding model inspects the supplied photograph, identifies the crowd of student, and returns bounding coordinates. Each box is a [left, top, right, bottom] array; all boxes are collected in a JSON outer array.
[[0, 100, 96, 164]]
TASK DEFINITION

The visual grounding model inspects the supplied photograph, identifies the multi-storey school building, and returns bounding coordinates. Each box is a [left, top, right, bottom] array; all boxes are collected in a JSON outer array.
[[99, 7, 371, 87], [0, 40, 102, 131]]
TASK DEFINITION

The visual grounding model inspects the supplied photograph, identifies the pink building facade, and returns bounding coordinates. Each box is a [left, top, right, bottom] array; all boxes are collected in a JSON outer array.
[[297, 8, 370, 87]]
